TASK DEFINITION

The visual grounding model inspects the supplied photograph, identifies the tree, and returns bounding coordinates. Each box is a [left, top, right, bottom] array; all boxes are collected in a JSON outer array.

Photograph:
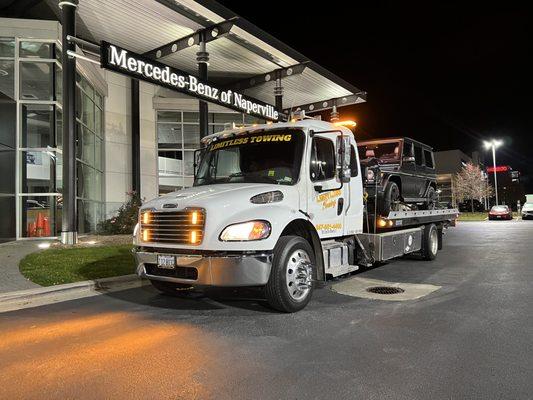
[[454, 163, 494, 212]]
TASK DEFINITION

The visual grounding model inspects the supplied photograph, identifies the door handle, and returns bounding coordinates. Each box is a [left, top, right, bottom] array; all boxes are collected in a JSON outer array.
[[337, 198, 344, 215]]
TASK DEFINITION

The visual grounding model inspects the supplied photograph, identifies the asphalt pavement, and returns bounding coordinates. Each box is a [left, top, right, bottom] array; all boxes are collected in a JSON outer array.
[[1, 220, 532, 400]]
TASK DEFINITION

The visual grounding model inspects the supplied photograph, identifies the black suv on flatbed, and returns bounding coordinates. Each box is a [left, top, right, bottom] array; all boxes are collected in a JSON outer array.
[[358, 137, 438, 214]]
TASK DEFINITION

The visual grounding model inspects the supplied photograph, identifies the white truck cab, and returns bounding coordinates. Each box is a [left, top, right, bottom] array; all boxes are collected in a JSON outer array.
[[134, 118, 457, 312]]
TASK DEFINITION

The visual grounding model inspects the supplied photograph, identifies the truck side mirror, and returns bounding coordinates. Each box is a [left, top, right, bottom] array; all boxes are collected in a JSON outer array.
[[402, 156, 415, 163], [336, 135, 351, 183]]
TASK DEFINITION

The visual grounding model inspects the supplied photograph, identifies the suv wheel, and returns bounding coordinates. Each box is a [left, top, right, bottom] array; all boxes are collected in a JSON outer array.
[[422, 186, 437, 210], [382, 181, 400, 215]]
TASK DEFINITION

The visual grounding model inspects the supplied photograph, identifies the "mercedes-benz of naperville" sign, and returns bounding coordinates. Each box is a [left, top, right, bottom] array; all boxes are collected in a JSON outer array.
[[100, 42, 280, 121]]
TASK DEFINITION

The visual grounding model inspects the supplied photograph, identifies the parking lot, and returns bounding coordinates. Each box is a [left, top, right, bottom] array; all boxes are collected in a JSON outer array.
[[1, 220, 532, 400]]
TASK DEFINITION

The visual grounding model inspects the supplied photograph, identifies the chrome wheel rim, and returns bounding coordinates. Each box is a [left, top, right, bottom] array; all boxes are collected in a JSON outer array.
[[430, 229, 438, 255], [285, 249, 312, 301]]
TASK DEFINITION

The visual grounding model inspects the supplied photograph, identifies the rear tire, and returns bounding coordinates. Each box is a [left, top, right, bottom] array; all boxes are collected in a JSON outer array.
[[421, 223, 438, 260], [265, 236, 315, 313], [149, 279, 198, 297]]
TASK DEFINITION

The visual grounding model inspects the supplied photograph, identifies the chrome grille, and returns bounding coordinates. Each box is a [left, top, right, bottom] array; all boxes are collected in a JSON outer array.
[[140, 209, 205, 245]]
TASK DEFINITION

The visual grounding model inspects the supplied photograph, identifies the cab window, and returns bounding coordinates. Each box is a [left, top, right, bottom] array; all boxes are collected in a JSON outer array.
[[310, 137, 335, 181], [350, 145, 359, 177]]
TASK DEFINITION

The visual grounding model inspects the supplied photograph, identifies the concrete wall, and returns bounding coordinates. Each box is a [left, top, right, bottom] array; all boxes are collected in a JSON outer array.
[[434, 150, 472, 175]]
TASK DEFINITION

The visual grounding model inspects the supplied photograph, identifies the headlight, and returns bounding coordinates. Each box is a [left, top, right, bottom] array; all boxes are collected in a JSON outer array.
[[220, 220, 271, 241], [366, 169, 375, 181], [250, 190, 284, 204]]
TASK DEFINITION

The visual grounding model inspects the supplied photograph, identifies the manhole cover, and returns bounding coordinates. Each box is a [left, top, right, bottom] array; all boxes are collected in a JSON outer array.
[[366, 286, 405, 295]]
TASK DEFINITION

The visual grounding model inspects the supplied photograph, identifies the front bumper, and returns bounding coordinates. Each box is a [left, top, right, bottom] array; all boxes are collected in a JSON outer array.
[[134, 249, 273, 287]]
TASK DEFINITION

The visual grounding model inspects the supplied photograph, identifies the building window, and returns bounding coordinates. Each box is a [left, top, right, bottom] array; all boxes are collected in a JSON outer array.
[[75, 74, 104, 234], [18, 39, 62, 238], [156, 111, 258, 193], [12, 37, 104, 238]]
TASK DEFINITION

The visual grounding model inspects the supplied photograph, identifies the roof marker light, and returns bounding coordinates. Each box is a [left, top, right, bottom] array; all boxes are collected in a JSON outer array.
[[333, 120, 357, 128]]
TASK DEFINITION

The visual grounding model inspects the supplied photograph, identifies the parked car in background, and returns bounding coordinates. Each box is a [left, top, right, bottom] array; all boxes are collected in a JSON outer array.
[[488, 205, 513, 220], [458, 199, 485, 212], [521, 202, 533, 220], [358, 137, 437, 214]]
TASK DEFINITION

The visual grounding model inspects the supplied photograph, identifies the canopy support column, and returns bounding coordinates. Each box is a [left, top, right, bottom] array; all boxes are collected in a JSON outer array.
[[59, 0, 78, 244], [197, 37, 209, 138]]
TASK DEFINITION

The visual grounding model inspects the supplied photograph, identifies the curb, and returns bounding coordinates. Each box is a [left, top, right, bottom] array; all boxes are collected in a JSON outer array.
[[0, 274, 149, 313]]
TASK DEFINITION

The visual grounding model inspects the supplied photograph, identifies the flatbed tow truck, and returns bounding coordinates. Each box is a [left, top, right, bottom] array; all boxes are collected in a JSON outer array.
[[133, 115, 458, 312]]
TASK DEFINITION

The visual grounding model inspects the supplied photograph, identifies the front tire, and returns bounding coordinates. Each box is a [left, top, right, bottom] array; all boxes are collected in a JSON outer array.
[[382, 181, 400, 215], [265, 236, 315, 313]]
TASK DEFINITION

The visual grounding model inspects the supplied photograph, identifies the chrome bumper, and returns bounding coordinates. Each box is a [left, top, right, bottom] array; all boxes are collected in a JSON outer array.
[[134, 250, 273, 287]]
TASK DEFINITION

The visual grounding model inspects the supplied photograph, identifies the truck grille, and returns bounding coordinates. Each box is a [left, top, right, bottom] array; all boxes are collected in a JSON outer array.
[[140, 209, 205, 245]]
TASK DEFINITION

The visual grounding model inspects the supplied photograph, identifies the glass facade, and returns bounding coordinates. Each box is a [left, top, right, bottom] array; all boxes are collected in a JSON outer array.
[[0, 35, 105, 239], [156, 111, 264, 193], [76, 73, 104, 234], [0, 38, 16, 241], [17, 38, 62, 238]]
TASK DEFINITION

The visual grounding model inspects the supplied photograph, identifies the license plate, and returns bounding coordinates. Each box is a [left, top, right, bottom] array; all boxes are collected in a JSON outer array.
[[157, 255, 176, 269]]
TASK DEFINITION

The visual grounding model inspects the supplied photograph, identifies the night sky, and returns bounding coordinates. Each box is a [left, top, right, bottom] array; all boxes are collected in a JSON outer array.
[[221, 1, 532, 191]]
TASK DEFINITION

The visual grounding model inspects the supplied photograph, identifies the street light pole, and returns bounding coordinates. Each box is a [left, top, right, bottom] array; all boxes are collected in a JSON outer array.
[[484, 139, 503, 207], [491, 144, 499, 206]]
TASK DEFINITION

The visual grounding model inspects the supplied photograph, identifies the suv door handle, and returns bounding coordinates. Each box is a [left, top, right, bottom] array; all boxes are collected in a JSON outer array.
[[337, 198, 344, 215]]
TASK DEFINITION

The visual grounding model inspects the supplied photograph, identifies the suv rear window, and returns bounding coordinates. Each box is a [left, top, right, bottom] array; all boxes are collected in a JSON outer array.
[[491, 206, 509, 212]]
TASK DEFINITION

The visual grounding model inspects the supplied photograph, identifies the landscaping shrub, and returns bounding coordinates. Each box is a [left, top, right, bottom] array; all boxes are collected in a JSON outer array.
[[97, 191, 142, 234]]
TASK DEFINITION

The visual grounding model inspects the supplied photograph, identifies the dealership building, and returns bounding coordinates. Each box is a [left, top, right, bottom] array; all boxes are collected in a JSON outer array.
[[0, 0, 365, 242]]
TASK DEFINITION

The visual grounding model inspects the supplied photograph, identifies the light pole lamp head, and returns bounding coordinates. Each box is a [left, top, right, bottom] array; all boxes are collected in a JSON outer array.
[[484, 139, 503, 149]]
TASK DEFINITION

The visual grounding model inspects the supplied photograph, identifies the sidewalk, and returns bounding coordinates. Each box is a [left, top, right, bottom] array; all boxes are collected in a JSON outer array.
[[0, 240, 47, 293]]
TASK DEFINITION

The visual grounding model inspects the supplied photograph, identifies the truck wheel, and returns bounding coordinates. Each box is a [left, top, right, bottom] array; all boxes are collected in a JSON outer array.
[[265, 236, 315, 313], [383, 181, 400, 215], [149, 279, 197, 297], [421, 223, 438, 260]]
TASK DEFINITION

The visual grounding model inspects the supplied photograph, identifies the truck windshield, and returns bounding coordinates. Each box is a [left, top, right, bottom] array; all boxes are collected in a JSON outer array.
[[194, 130, 305, 186], [358, 140, 401, 164]]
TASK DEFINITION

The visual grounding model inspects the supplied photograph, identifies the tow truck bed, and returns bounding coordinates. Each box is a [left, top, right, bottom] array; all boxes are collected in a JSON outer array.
[[355, 208, 459, 263], [382, 208, 459, 229]]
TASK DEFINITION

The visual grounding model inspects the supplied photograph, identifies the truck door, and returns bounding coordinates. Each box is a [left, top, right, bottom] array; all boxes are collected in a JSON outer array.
[[307, 134, 346, 239], [342, 141, 364, 235]]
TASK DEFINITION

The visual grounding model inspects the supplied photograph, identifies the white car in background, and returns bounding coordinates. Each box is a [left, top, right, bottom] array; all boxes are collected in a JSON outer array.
[[521, 203, 533, 220]]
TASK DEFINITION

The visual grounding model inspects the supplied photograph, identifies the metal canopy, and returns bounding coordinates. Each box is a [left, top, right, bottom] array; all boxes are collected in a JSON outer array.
[[45, 0, 366, 111]]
